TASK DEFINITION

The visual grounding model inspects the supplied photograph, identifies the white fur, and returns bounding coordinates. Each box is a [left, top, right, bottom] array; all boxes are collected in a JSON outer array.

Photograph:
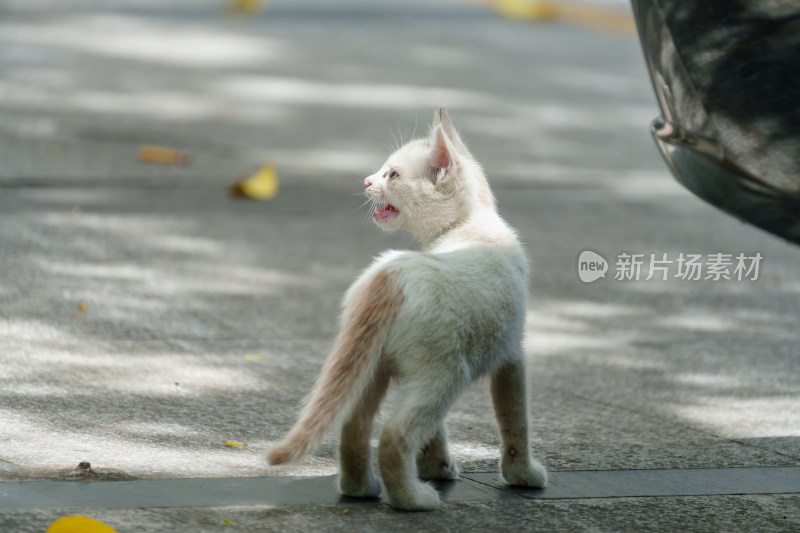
[[269, 108, 546, 511]]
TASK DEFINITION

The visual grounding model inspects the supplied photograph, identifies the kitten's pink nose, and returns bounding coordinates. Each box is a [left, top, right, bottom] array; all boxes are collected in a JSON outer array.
[[364, 178, 372, 189]]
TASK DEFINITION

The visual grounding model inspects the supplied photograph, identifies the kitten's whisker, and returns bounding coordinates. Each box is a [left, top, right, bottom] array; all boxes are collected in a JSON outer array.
[[397, 116, 404, 146], [364, 201, 378, 224], [353, 198, 372, 214]]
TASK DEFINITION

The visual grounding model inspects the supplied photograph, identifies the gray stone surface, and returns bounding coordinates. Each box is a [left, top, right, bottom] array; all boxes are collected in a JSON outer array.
[[2, 183, 797, 481], [2, 496, 800, 532], [1, 0, 799, 530]]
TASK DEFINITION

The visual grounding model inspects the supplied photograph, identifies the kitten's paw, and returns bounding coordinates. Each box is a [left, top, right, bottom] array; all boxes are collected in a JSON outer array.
[[501, 455, 547, 489], [387, 481, 441, 511], [417, 454, 459, 481], [339, 472, 382, 498]]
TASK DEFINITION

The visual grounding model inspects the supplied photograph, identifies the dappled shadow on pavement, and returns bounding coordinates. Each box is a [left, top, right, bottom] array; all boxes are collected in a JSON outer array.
[[0, 0, 659, 186], [1, 179, 798, 480]]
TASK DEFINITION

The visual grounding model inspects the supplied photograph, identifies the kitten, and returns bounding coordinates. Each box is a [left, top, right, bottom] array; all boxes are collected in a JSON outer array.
[[267, 108, 547, 511]]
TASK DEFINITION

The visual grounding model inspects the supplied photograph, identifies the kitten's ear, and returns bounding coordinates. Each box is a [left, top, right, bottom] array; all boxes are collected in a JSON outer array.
[[437, 107, 470, 158], [429, 125, 458, 183], [432, 107, 442, 128]]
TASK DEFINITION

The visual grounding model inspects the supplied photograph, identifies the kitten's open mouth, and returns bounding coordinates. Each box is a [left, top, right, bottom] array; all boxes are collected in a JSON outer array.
[[373, 203, 400, 221]]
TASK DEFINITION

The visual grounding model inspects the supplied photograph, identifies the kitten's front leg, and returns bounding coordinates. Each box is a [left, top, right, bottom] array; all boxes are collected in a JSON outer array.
[[490, 356, 547, 488], [339, 372, 389, 498], [416, 422, 458, 480]]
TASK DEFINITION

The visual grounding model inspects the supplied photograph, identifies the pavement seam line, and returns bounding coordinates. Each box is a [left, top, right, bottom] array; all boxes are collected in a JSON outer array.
[[458, 474, 528, 499]]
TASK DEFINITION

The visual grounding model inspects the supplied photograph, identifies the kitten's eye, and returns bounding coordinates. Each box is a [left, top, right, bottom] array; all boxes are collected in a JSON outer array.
[[389, 170, 399, 180]]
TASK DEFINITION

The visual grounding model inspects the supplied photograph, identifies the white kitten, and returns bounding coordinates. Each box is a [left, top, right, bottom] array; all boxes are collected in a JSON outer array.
[[267, 108, 546, 511]]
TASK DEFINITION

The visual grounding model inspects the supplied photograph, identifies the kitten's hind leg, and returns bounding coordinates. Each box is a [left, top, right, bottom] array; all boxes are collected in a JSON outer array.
[[379, 417, 440, 510], [339, 370, 389, 498], [379, 381, 462, 511], [490, 356, 547, 488], [416, 422, 458, 481]]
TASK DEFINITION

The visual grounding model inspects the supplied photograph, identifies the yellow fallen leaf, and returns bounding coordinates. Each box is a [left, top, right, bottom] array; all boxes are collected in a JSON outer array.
[[229, 163, 279, 201], [78, 302, 86, 312], [223, 518, 239, 527], [228, 0, 263, 14], [137, 145, 191, 166], [493, 0, 558, 20], [47, 516, 117, 533], [225, 440, 247, 447], [244, 353, 267, 361], [342, 509, 350, 515]]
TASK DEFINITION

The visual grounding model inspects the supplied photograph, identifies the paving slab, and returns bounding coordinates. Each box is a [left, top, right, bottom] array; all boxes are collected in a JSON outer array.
[[3, 468, 799, 511]]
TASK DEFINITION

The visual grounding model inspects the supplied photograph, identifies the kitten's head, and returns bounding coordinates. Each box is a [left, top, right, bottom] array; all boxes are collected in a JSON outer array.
[[363, 108, 494, 242]]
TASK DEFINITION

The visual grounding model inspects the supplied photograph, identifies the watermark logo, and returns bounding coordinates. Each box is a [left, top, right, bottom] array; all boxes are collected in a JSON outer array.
[[577, 250, 763, 283], [577, 250, 609, 283]]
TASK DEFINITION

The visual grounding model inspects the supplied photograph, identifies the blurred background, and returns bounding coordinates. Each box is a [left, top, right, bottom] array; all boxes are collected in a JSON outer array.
[[0, 0, 657, 188]]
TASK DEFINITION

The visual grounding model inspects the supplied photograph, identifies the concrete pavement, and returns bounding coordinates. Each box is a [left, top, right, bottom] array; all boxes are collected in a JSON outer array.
[[1, 0, 799, 531]]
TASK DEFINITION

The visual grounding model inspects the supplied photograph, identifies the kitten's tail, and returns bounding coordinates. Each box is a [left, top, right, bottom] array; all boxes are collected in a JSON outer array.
[[267, 269, 404, 465]]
